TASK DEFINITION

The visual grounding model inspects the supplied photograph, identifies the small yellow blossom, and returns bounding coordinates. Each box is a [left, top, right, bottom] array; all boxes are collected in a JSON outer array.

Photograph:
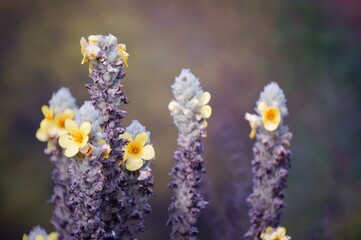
[[260, 226, 290, 240], [197, 92, 212, 119], [117, 43, 129, 67], [101, 144, 112, 159], [59, 119, 91, 157], [258, 101, 281, 131], [80, 37, 101, 64], [168, 101, 180, 114], [245, 113, 262, 139], [36, 105, 54, 142], [119, 132, 155, 171], [51, 109, 74, 137], [23, 231, 58, 240]]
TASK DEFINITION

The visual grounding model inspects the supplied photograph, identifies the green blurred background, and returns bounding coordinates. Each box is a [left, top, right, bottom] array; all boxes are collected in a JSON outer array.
[[1, 0, 361, 239]]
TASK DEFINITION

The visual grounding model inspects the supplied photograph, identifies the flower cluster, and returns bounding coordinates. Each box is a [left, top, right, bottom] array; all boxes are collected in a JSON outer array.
[[168, 69, 212, 130], [119, 125, 155, 171], [244, 82, 292, 240], [244, 82, 287, 139], [260, 226, 291, 240], [36, 88, 77, 143], [23, 226, 58, 240], [80, 34, 129, 71], [168, 69, 211, 239]]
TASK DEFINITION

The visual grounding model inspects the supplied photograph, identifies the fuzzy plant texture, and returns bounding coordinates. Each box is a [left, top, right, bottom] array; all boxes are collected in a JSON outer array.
[[244, 82, 292, 240], [117, 120, 155, 239], [33, 34, 156, 240], [35, 88, 77, 239], [23, 226, 58, 240], [167, 69, 212, 240]]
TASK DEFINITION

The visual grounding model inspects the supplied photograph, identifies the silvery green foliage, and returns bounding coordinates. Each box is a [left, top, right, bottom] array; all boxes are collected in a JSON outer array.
[[75, 101, 104, 142], [244, 83, 292, 240], [83, 34, 128, 238], [25, 226, 50, 240], [49, 87, 77, 113], [124, 119, 149, 140], [168, 69, 208, 240], [43, 88, 77, 239], [256, 82, 288, 117], [68, 156, 105, 239], [117, 120, 154, 239]]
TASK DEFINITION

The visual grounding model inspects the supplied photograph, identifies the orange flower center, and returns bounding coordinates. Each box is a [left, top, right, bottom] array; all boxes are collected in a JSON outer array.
[[128, 142, 141, 155], [72, 131, 84, 144], [266, 109, 276, 121]]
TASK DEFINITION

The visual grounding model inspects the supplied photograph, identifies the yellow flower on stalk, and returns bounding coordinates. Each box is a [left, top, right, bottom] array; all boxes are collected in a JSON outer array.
[[22, 231, 58, 240], [197, 92, 212, 119], [59, 119, 91, 157], [51, 109, 74, 137], [117, 43, 129, 67], [119, 132, 155, 171], [260, 226, 290, 240], [244, 113, 262, 139], [80, 37, 101, 64], [36, 105, 55, 142], [258, 101, 281, 132]]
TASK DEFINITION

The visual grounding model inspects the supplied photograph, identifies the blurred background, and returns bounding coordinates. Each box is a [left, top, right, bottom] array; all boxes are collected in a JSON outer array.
[[1, 0, 361, 239]]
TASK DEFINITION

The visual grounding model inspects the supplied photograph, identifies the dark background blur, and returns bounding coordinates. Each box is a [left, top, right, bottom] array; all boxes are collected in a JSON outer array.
[[1, 0, 361, 239]]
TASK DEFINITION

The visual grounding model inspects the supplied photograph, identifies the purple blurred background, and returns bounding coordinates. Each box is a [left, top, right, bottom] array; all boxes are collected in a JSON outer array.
[[0, 0, 361, 239]]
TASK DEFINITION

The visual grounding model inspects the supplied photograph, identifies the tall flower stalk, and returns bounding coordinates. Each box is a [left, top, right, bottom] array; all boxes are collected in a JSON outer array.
[[167, 69, 212, 239], [118, 120, 155, 239], [35, 88, 77, 239], [81, 34, 129, 238], [244, 82, 292, 240]]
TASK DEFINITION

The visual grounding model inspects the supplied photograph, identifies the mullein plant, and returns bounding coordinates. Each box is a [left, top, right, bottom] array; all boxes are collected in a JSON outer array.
[[167, 69, 212, 239], [244, 82, 292, 240], [32, 34, 155, 239], [36, 88, 77, 239]]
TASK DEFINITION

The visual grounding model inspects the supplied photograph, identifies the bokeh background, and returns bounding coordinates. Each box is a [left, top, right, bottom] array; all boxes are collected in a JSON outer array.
[[1, 0, 361, 239]]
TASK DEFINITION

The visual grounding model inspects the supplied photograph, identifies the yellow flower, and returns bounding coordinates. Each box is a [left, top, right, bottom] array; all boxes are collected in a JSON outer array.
[[80, 37, 101, 64], [51, 109, 74, 137], [59, 119, 91, 157], [36, 105, 55, 142], [118, 43, 129, 67], [245, 113, 262, 139], [197, 92, 212, 119], [119, 132, 155, 171], [22, 232, 58, 240], [260, 226, 290, 240], [258, 101, 281, 131]]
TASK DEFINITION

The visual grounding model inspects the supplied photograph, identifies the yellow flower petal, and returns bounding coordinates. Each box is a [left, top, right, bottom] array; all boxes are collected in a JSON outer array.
[[65, 119, 78, 134], [80, 135, 89, 148], [276, 227, 286, 237], [48, 232, 58, 240], [135, 132, 148, 146], [80, 37, 88, 49], [249, 128, 256, 139], [22, 234, 29, 240], [59, 135, 73, 148], [119, 132, 133, 142], [257, 101, 268, 113], [261, 107, 281, 131], [199, 92, 211, 105], [199, 105, 212, 118], [80, 122, 91, 136], [35, 236, 46, 240], [125, 157, 143, 171], [64, 145, 79, 158], [168, 101, 179, 113], [142, 145, 155, 160], [36, 128, 49, 142], [280, 237, 288, 240]]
